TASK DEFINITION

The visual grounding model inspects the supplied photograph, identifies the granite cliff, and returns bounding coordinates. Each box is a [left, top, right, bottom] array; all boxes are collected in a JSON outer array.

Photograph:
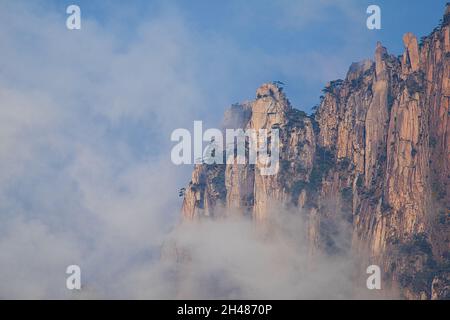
[[180, 5, 450, 299]]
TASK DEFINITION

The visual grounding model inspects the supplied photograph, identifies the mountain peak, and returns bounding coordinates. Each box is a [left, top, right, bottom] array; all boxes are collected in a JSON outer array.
[[256, 83, 286, 101]]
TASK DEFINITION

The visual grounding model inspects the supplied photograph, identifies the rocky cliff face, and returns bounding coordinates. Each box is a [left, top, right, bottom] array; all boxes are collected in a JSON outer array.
[[181, 6, 450, 299]]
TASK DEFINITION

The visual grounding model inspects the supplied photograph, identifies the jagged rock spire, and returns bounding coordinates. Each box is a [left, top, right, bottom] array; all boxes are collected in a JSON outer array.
[[402, 32, 420, 73]]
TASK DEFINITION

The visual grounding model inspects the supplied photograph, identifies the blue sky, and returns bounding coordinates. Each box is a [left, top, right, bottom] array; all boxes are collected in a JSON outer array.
[[46, 0, 448, 112]]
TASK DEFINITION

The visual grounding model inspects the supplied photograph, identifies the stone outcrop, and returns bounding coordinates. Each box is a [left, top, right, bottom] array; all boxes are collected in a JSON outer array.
[[403, 33, 421, 73], [180, 5, 450, 299], [182, 83, 316, 222]]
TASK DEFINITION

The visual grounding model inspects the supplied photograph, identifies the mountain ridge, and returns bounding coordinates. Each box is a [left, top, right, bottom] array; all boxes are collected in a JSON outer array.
[[180, 4, 450, 299]]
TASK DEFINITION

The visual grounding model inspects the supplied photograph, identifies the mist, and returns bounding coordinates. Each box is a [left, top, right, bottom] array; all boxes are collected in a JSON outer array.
[[0, 0, 377, 299]]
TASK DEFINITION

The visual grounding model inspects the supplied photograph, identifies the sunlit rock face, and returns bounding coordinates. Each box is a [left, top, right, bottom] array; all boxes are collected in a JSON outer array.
[[182, 83, 316, 222], [181, 5, 450, 299]]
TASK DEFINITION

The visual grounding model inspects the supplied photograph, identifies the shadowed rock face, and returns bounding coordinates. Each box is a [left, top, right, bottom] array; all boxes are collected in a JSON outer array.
[[181, 5, 450, 299]]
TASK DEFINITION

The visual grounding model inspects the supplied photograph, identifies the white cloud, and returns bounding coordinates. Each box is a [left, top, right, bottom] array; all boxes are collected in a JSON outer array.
[[0, 0, 372, 299], [0, 1, 199, 298]]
